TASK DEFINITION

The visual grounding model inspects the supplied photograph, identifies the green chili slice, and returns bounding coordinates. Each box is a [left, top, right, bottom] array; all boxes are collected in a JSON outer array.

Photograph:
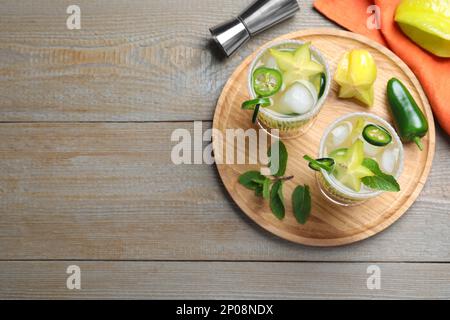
[[252, 67, 283, 97], [241, 97, 271, 110], [362, 124, 392, 146], [318, 73, 326, 99], [303, 155, 335, 173], [251, 104, 260, 124], [241, 97, 271, 124]]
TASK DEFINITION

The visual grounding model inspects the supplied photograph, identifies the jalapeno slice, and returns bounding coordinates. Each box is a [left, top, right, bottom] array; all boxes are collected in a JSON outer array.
[[362, 124, 392, 146], [252, 67, 283, 97], [252, 105, 260, 124], [318, 73, 326, 99], [241, 97, 271, 124], [241, 97, 271, 110], [303, 155, 335, 173]]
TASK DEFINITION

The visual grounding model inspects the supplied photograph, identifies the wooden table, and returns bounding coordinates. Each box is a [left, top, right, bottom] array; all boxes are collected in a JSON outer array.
[[0, 0, 449, 299]]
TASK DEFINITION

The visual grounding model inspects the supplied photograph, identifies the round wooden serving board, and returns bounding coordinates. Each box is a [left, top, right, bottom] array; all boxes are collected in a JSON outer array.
[[213, 29, 435, 246]]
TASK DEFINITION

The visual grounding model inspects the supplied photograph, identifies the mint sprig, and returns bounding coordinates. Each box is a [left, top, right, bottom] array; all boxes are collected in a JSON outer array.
[[361, 158, 400, 192], [237, 141, 312, 224]]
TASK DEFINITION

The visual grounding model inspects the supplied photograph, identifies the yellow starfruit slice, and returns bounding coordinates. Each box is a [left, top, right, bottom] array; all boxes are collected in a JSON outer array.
[[395, 0, 450, 58], [332, 139, 374, 192], [269, 42, 324, 87]]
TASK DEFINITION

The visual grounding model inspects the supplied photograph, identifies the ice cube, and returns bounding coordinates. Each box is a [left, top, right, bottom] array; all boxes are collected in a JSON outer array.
[[380, 147, 399, 174], [363, 140, 382, 157], [330, 121, 352, 147], [277, 81, 316, 115]]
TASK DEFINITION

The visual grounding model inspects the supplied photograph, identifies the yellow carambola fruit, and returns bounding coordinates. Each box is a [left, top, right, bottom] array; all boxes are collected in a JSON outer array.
[[269, 42, 324, 87], [395, 0, 450, 58], [334, 49, 377, 107], [333, 139, 374, 192]]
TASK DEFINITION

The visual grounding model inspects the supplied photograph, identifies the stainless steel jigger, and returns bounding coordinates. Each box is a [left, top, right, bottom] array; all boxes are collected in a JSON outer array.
[[209, 0, 300, 57]]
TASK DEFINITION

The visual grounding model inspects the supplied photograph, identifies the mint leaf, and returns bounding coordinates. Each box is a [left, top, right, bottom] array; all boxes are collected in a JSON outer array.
[[277, 180, 284, 202], [270, 180, 285, 220], [268, 140, 288, 177], [251, 177, 266, 184], [255, 184, 263, 197], [361, 158, 400, 192], [238, 171, 264, 191], [362, 176, 400, 191], [292, 185, 312, 224], [262, 177, 271, 199], [361, 158, 382, 174]]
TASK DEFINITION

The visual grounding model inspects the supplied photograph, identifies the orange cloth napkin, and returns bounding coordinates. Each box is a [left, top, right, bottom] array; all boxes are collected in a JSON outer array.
[[314, 0, 450, 135]]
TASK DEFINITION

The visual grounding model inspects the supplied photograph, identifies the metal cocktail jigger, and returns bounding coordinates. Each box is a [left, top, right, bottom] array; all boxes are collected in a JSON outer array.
[[209, 0, 300, 57]]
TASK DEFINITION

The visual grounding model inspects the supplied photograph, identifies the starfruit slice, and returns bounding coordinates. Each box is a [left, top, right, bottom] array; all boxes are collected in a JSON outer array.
[[395, 0, 450, 58], [330, 139, 374, 192], [269, 42, 324, 87], [334, 49, 377, 107]]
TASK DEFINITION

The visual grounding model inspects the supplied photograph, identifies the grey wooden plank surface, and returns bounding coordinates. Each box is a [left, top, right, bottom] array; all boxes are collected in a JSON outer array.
[[0, 122, 448, 261], [0, 261, 449, 299], [0, 0, 334, 121], [0, 0, 449, 300]]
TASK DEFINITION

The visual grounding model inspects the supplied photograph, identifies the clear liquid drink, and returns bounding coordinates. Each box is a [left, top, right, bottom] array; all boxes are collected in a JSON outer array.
[[247, 40, 331, 137], [317, 112, 404, 206]]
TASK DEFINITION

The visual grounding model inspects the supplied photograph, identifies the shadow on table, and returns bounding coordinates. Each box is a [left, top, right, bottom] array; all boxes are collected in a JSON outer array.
[[206, 39, 228, 62]]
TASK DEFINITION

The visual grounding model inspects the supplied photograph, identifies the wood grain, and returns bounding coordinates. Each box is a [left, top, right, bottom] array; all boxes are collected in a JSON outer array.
[[214, 29, 435, 246], [0, 0, 449, 299], [0, 0, 334, 122], [0, 122, 448, 261], [0, 261, 449, 299]]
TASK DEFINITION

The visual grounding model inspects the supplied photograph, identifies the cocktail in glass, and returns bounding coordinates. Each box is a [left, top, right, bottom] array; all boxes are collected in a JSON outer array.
[[247, 40, 331, 137], [317, 112, 404, 206]]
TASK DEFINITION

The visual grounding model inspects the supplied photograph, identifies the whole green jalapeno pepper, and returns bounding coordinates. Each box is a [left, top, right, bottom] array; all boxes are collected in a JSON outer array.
[[387, 78, 429, 151]]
